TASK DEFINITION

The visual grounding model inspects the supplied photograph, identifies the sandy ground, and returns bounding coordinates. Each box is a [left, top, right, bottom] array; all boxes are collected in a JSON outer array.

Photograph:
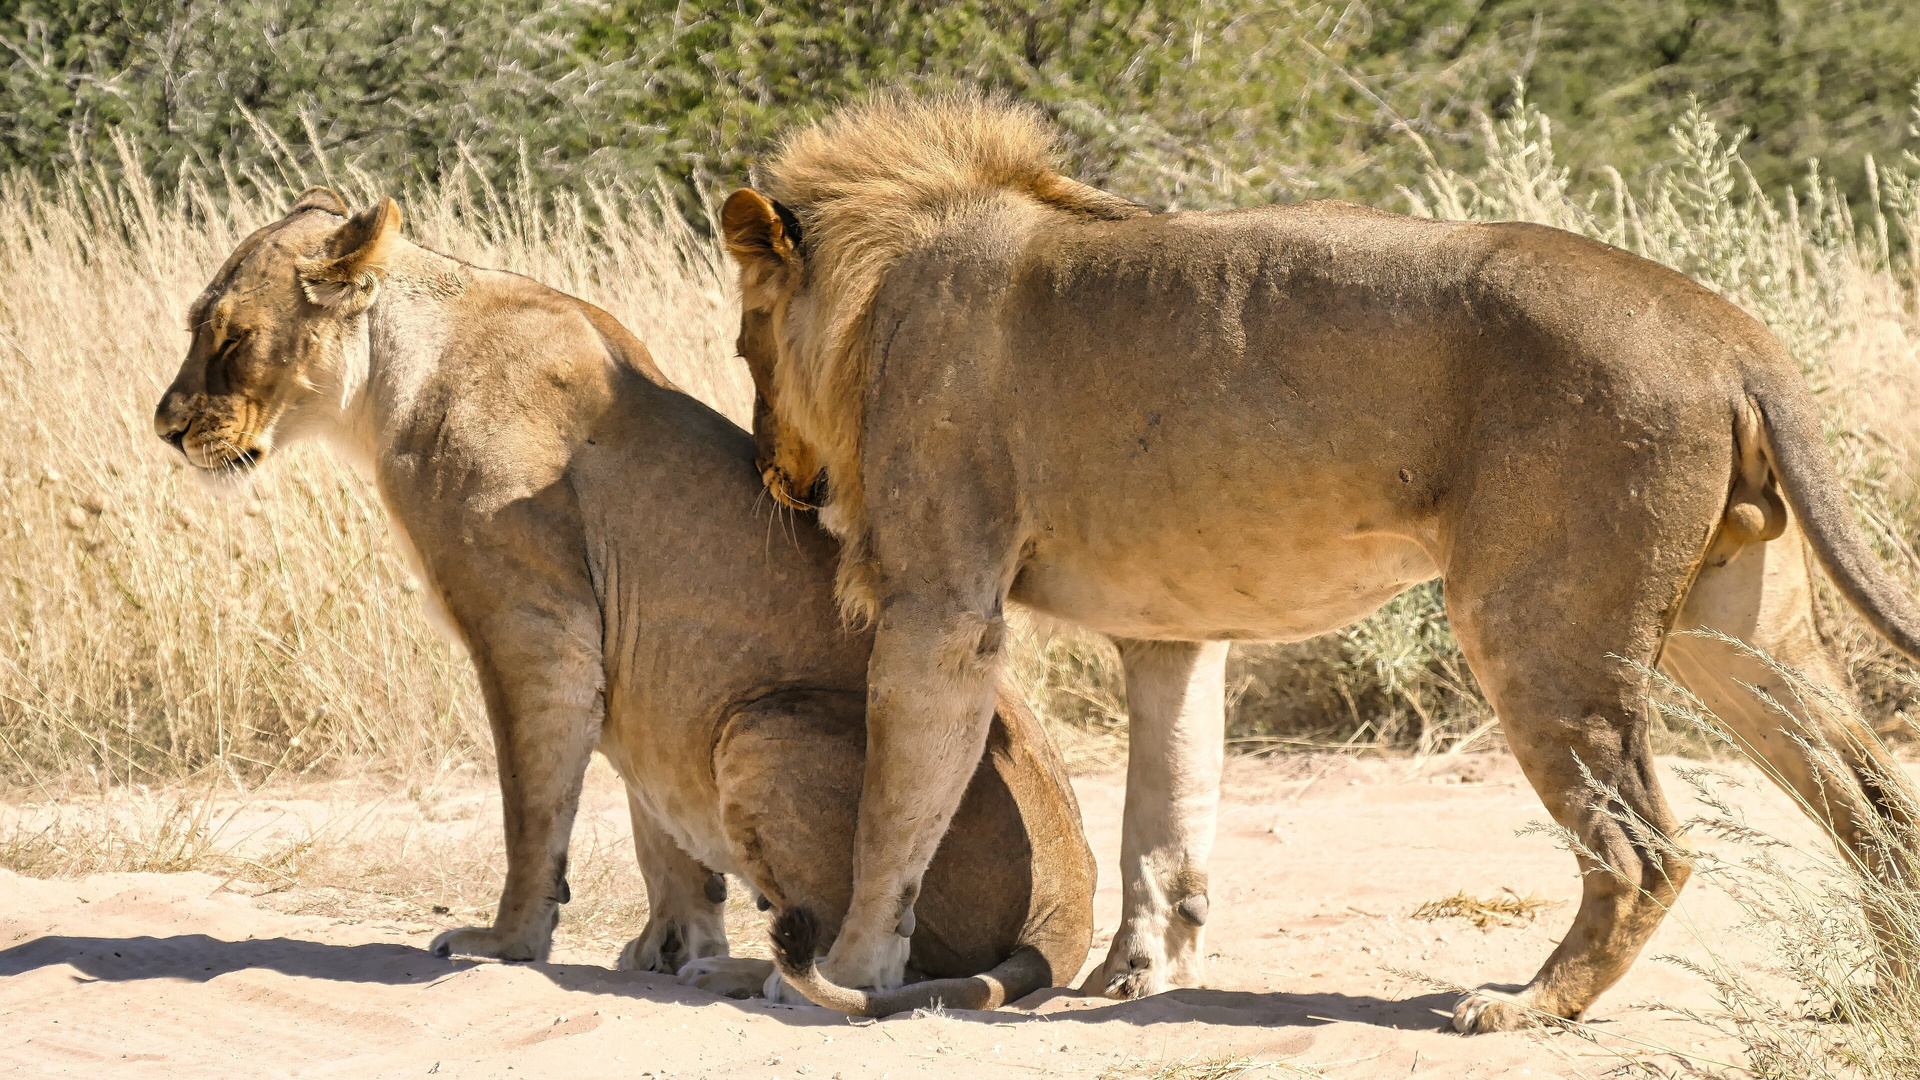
[[0, 751, 1843, 1079]]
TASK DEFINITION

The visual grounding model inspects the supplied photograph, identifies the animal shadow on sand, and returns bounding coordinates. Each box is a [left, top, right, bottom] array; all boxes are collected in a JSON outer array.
[[0, 932, 1463, 1031]]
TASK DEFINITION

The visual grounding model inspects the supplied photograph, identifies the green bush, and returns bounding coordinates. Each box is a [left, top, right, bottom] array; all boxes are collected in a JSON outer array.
[[4, 2, 1917, 214]]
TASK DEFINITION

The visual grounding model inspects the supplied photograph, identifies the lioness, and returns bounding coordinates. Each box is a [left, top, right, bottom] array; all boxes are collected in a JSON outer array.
[[152, 188, 1094, 1013], [721, 95, 1920, 1031]]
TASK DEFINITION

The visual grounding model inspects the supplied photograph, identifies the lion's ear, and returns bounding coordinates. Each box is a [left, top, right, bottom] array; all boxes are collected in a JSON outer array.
[[288, 186, 349, 217], [723, 189, 803, 276], [297, 197, 403, 311]]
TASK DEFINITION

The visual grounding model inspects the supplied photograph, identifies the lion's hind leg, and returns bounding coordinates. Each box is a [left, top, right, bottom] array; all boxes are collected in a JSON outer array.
[[1663, 512, 1919, 981], [1445, 577, 1695, 1033], [1438, 420, 1728, 1033]]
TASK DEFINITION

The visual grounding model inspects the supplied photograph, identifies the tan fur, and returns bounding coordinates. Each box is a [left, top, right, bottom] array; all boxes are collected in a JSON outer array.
[[153, 189, 1094, 1007], [725, 98, 1920, 1030]]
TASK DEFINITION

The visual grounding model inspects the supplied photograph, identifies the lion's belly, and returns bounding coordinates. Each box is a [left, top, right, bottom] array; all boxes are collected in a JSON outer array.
[[1010, 528, 1439, 643]]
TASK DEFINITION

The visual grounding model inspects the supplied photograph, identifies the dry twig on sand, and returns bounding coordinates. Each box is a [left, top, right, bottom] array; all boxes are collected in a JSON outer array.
[[1099, 1054, 1322, 1079], [1411, 888, 1559, 929]]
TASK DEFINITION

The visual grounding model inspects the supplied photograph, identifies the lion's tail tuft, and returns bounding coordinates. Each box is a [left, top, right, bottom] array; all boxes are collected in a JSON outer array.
[[770, 906, 824, 976]]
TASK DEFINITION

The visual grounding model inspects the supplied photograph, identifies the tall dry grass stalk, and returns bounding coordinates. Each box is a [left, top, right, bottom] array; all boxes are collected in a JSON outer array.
[[0, 141, 750, 791]]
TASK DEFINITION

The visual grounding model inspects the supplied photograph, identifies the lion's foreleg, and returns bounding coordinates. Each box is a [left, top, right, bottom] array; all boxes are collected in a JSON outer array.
[[432, 631, 603, 963], [619, 794, 730, 972], [1082, 639, 1229, 1000], [809, 593, 1003, 999]]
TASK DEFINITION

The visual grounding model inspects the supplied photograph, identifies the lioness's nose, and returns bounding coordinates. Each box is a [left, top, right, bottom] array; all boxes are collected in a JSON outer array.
[[154, 394, 190, 455]]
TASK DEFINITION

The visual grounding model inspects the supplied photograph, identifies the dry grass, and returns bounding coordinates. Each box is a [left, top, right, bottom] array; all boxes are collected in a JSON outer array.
[[0, 145, 747, 791], [4, 96, 1920, 791], [1410, 889, 1560, 930]]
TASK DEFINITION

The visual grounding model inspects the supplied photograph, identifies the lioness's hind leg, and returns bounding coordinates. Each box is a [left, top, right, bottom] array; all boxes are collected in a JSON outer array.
[[1082, 639, 1228, 1000], [712, 692, 865, 1001], [618, 795, 729, 973]]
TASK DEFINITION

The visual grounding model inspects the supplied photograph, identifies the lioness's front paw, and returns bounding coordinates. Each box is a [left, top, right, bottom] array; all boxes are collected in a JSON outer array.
[[677, 956, 775, 1000], [761, 970, 822, 1006], [617, 911, 728, 973], [817, 931, 910, 994], [430, 926, 547, 963], [1452, 986, 1572, 1034]]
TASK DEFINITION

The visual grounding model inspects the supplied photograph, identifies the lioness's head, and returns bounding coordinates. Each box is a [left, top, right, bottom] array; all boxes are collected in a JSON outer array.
[[155, 187, 402, 477], [721, 188, 823, 510]]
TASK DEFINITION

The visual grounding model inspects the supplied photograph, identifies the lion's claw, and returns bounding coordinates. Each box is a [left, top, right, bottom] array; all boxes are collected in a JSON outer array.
[[1104, 968, 1143, 998]]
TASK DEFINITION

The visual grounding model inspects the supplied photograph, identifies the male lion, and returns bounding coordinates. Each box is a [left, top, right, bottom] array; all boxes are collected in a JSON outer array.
[[152, 188, 1094, 1013], [721, 95, 1920, 1031]]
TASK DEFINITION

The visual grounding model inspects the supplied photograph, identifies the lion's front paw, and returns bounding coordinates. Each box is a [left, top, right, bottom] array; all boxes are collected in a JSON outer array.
[[1079, 949, 1172, 1000], [617, 910, 728, 973], [1452, 986, 1574, 1034], [429, 926, 547, 963], [1079, 916, 1201, 1000], [676, 956, 776, 1000]]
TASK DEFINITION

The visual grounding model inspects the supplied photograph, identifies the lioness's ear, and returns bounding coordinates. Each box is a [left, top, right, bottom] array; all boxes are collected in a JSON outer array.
[[288, 186, 349, 218], [298, 197, 403, 311], [723, 188, 802, 273]]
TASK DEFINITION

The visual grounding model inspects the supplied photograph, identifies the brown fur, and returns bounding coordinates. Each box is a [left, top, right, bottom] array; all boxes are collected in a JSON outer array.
[[153, 189, 1094, 1009], [725, 98, 1920, 1031]]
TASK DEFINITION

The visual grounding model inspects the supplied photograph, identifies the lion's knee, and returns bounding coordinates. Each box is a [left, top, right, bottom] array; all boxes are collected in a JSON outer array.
[[930, 608, 1007, 684]]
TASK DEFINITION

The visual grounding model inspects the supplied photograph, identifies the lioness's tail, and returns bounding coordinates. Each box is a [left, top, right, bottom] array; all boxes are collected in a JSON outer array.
[[770, 908, 1053, 1017], [1751, 370, 1920, 662]]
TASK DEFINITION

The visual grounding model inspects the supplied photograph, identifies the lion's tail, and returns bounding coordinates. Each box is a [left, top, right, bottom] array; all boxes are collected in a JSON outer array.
[[1751, 368, 1920, 663], [770, 908, 1052, 1017]]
